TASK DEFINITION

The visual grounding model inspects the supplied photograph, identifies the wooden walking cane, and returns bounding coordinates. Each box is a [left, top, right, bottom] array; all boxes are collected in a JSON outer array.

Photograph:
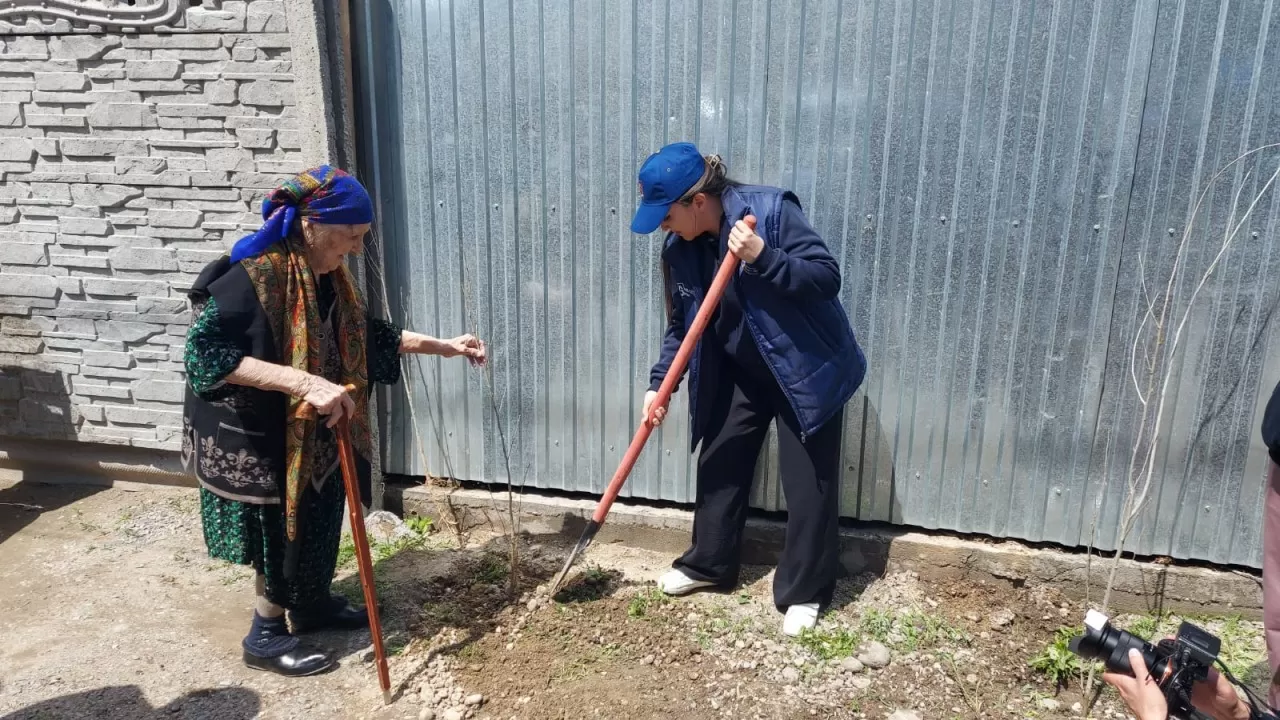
[[301, 385, 392, 703], [549, 215, 757, 595], [336, 414, 392, 703]]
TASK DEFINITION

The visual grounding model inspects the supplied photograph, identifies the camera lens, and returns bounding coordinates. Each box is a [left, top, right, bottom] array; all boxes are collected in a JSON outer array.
[[1068, 610, 1162, 676]]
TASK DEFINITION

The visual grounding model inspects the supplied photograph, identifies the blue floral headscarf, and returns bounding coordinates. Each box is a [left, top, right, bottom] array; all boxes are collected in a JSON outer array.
[[230, 166, 374, 262]]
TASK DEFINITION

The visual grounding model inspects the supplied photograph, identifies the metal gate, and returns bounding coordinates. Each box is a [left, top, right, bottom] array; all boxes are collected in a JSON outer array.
[[353, 0, 1280, 567]]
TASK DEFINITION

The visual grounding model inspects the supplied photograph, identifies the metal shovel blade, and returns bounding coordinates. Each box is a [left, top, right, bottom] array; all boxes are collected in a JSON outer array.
[[548, 519, 601, 596]]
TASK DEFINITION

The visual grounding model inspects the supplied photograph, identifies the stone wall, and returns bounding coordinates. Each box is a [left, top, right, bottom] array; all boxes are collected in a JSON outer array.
[[0, 0, 333, 455]]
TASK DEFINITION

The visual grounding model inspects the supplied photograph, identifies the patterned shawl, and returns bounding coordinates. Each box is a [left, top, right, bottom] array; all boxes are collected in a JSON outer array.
[[233, 166, 375, 562]]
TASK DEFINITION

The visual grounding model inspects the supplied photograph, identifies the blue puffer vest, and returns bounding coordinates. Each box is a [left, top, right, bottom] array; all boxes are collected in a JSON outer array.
[[662, 185, 867, 446]]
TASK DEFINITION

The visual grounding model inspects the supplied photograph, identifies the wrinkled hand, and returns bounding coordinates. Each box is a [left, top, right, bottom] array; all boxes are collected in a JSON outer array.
[[1102, 649, 1168, 720], [642, 390, 668, 427], [301, 375, 355, 429], [728, 214, 764, 264], [443, 334, 487, 366]]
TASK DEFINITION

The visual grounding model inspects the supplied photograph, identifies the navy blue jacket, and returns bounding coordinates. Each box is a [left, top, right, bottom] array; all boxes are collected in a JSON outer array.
[[649, 184, 867, 448]]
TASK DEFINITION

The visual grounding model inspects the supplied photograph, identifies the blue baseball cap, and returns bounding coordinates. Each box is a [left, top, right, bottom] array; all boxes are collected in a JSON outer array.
[[630, 142, 707, 234]]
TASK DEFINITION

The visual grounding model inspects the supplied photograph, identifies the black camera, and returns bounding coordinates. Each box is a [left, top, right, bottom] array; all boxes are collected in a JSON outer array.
[[1068, 609, 1221, 719]]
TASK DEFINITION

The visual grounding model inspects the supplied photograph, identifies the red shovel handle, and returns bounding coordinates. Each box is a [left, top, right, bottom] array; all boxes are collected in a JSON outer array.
[[589, 215, 756, 524]]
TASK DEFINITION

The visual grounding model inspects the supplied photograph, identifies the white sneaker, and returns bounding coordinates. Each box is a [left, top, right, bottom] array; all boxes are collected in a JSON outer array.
[[656, 569, 715, 596], [782, 603, 820, 637]]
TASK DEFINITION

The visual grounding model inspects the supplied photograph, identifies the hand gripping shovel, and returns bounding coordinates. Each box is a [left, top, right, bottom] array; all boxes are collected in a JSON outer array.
[[549, 215, 756, 595], [300, 385, 392, 703]]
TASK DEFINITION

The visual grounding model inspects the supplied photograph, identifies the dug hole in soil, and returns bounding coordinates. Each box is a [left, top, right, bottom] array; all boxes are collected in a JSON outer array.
[[0, 478, 1263, 719]]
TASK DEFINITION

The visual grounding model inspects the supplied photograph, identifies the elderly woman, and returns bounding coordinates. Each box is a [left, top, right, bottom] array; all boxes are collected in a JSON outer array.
[[182, 166, 485, 677]]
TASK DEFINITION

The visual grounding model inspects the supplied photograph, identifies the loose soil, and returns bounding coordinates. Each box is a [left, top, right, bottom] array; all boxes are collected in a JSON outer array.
[[0, 478, 1265, 720]]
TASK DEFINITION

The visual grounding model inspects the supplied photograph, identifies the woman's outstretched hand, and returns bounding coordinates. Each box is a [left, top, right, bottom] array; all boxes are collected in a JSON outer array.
[[442, 334, 487, 366]]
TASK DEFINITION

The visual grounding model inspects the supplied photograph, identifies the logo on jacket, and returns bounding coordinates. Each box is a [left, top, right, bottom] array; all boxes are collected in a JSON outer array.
[[673, 282, 695, 299]]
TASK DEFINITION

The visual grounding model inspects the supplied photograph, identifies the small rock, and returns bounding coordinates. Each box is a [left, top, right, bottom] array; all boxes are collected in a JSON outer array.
[[964, 613, 980, 622], [857, 642, 891, 669], [358, 646, 375, 663], [781, 667, 801, 683], [852, 677, 872, 690], [526, 599, 540, 611], [710, 698, 722, 710], [1072, 702, 1084, 714], [640, 655, 654, 665], [419, 710, 436, 720], [840, 657, 865, 674], [366, 510, 416, 544], [465, 694, 484, 707], [1041, 698, 1061, 711], [443, 709, 464, 720], [887, 711, 922, 720], [988, 608, 1015, 629], [965, 673, 978, 684]]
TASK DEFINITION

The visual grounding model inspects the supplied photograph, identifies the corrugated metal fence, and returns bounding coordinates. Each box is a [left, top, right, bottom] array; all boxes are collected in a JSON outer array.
[[353, 0, 1280, 567]]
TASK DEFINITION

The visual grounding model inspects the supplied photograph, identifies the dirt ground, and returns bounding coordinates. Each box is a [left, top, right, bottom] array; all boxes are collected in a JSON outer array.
[[0, 477, 1267, 720]]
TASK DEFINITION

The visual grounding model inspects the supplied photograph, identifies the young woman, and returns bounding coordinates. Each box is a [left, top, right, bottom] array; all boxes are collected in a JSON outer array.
[[631, 142, 866, 636]]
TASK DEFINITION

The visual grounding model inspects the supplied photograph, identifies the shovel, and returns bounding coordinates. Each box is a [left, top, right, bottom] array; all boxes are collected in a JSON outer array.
[[549, 215, 756, 595]]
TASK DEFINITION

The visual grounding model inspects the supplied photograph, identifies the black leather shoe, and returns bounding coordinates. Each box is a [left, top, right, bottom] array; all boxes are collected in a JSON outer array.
[[289, 596, 369, 634], [243, 644, 336, 677]]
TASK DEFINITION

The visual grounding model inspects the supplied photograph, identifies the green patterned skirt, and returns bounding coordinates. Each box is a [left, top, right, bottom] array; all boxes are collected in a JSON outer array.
[[199, 474, 346, 610]]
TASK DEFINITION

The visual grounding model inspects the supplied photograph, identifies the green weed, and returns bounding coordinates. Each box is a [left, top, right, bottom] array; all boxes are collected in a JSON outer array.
[[797, 627, 861, 661], [555, 566, 617, 604], [474, 553, 509, 585], [627, 587, 669, 619], [897, 611, 970, 651], [1216, 615, 1267, 685], [1030, 627, 1083, 689], [859, 609, 894, 643], [406, 514, 434, 536], [336, 534, 357, 569]]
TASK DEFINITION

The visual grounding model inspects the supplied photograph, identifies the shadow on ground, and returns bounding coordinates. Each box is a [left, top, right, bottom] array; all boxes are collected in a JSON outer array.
[[0, 480, 104, 546], [0, 685, 260, 720]]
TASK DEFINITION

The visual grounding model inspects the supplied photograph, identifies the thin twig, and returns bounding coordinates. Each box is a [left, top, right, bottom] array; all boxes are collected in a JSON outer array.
[[482, 357, 523, 594], [1089, 146, 1280, 696], [0, 502, 42, 510], [365, 227, 466, 545], [943, 652, 981, 716]]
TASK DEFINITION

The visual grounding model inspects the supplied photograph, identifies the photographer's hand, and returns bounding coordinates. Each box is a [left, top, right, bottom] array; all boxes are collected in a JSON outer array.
[[1191, 668, 1250, 720], [1103, 649, 1168, 720]]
